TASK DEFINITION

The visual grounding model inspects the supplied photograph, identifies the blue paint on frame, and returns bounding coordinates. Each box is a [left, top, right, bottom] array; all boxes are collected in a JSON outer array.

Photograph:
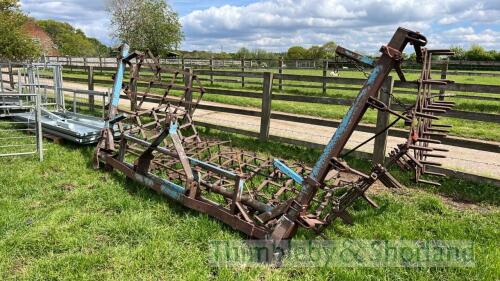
[[169, 121, 178, 135], [160, 181, 185, 201], [273, 159, 304, 184], [111, 44, 130, 107], [311, 65, 382, 178], [360, 56, 375, 66]]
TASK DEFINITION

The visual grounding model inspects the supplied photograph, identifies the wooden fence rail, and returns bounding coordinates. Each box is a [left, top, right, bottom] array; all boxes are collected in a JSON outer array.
[[2, 65, 499, 185], [41, 56, 500, 73], [1, 64, 499, 157], [7, 64, 494, 121], [12, 64, 498, 97]]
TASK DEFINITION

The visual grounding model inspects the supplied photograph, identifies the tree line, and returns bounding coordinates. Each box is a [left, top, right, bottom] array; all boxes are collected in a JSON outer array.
[[182, 44, 500, 62], [37, 20, 109, 57], [0, 0, 40, 60], [449, 46, 500, 61], [0, 0, 110, 60], [2, 0, 499, 62], [180, 42, 338, 60]]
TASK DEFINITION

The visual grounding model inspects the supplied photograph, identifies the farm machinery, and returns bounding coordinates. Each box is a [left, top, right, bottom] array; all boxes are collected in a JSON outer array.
[[93, 27, 455, 248]]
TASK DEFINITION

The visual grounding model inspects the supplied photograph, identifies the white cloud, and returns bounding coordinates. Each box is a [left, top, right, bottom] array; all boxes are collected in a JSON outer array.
[[463, 29, 500, 46], [19, 0, 500, 53], [444, 27, 475, 36], [20, 0, 114, 45], [439, 16, 459, 25], [181, 0, 500, 53]]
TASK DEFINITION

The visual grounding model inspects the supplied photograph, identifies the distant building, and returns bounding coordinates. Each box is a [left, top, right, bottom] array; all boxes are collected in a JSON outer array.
[[166, 51, 179, 59], [22, 20, 59, 56]]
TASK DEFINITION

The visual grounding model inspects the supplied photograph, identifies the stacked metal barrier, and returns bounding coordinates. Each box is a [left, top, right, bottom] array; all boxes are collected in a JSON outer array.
[[0, 89, 43, 161], [11, 63, 111, 144]]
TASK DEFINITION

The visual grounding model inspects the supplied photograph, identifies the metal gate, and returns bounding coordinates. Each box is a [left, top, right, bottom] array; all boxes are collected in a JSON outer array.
[[0, 91, 43, 161]]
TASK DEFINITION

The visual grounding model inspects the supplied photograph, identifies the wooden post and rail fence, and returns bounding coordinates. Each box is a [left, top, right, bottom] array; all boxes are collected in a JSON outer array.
[[1, 61, 499, 176], [40, 55, 500, 74]]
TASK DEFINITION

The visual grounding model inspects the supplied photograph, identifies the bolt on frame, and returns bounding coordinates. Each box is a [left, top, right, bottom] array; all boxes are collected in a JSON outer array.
[[94, 27, 455, 249]]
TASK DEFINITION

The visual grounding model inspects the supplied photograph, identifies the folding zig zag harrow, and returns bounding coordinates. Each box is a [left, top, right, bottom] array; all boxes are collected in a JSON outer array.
[[389, 49, 455, 186], [94, 27, 454, 245]]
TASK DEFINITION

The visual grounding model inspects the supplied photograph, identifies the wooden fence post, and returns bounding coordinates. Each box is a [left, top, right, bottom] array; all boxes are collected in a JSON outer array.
[[241, 58, 245, 88], [181, 57, 185, 69], [184, 67, 193, 115], [278, 56, 284, 91], [129, 63, 139, 112], [87, 66, 95, 112], [209, 57, 214, 85], [439, 60, 448, 101], [260, 72, 273, 141], [99, 56, 103, 74], [373, 76, 394, 165], [8, 61, 14, 89], [322, 60, 328, 95]]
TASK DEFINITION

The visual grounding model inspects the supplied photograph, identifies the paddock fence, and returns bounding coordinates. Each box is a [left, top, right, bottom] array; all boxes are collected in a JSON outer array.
[[1, 60, 499, 185]]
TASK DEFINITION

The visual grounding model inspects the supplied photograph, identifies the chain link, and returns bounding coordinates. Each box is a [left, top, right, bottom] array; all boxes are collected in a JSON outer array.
[[390, 93, 413, 112], [352, 60, 370, 78]]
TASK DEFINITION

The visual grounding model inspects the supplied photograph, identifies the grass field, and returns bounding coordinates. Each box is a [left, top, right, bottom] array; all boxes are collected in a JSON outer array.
[[59, 67, 500, 141], [0, 122, 498, 280]]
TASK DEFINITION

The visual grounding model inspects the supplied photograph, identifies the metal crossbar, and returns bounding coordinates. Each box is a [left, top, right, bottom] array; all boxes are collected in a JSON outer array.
[[94, 28, 455, 261]]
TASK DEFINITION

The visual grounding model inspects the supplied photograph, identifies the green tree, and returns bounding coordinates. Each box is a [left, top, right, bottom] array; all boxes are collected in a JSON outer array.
[[37, 20, 108, 56], [465, 45, 494, 61], [449, 46, 465, 60], [0, 0, 40, 60], [252, 49, 278, 60], [494, 51, 500, 62], [107, 0, 183, 56], [87, 38, 111, 56], [286, 46, 307, 59], [487, 50, 498, 61], [0, 0, 18, 11], [307, 45, 326, 59], [407, 52, 418, 61], [322, 41, 337, 58], [235, 47, 251, 59]]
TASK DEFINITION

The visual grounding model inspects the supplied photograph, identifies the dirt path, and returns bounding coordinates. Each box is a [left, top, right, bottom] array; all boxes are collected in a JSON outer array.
[[3, 73, 499, 180]]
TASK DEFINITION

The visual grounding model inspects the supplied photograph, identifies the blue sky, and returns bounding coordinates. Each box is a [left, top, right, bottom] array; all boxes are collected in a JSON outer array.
[[19, 0, 500, 54]]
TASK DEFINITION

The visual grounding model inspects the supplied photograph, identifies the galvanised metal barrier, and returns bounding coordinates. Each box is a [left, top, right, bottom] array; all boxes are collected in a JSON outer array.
[[0, 92, 43, 161]]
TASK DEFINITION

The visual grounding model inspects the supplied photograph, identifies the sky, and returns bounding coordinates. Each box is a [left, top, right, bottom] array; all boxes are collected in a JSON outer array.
[[19, 0, 500, 54]]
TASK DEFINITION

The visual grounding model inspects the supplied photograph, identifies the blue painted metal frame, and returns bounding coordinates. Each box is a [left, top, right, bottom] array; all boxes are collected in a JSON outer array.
[[123, 162, 186, 201], [189, 157, 238, 179], [311, 65, 382, 177], [273, 159, 304, 184], [111, 44, 130, 108]]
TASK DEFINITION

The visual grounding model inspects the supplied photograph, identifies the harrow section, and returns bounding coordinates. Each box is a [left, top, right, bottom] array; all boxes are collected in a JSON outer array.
[[389, 49, 455, 186], [94, 27, 454, 245]]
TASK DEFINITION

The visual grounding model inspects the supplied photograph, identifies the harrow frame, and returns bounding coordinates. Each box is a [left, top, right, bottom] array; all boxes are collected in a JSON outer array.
[[94, 27, 455, 247]]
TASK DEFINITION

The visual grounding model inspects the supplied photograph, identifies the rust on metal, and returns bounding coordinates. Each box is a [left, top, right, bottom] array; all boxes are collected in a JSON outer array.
[[93, 27, 454, 256]]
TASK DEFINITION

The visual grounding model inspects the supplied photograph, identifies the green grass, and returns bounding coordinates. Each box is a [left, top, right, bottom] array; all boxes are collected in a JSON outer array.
[[59, 68, 500, 141], [0, 122, 498, 280]]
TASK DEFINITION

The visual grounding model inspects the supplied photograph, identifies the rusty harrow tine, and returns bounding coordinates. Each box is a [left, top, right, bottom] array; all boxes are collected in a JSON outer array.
[[388, 48, 455, 185], [94, 29, 456, 258]]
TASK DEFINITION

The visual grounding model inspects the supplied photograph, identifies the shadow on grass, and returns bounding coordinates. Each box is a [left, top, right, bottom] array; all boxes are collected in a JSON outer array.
[[70, 141, 251, 238], [61, 127, 497, 209], [199, 127, 500, 207]]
